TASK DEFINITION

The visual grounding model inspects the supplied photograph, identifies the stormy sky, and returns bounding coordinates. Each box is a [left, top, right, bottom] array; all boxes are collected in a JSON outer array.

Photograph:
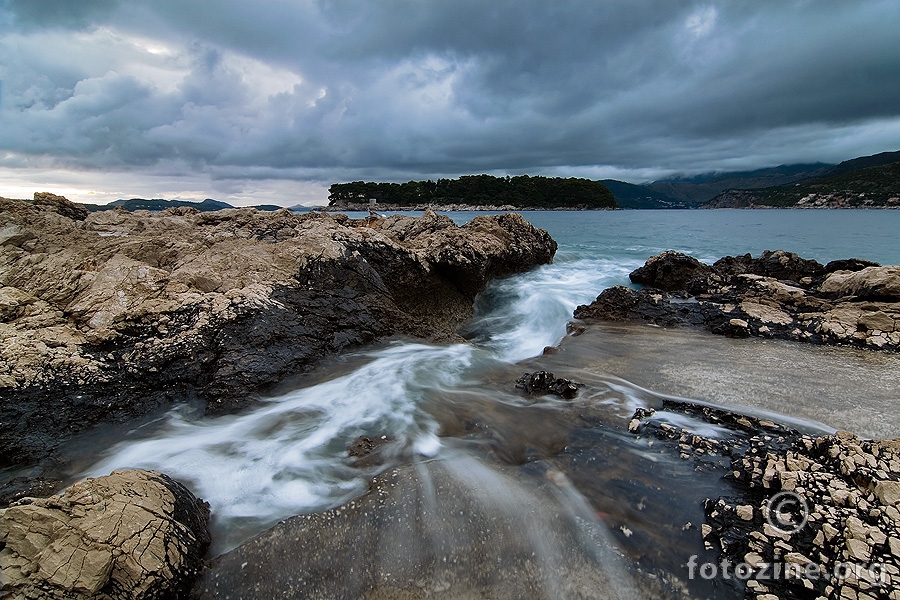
[[1, 1, 899, 206]]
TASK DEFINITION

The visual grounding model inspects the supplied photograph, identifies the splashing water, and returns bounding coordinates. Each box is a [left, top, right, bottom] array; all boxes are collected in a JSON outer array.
[[463, 256, 641, 362], [86, 343, 472, 551], [80, 244, 643, 555]]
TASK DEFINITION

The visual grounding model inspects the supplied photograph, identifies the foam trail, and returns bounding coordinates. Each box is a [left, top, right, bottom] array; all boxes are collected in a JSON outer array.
[[87, 343, 472, 550]]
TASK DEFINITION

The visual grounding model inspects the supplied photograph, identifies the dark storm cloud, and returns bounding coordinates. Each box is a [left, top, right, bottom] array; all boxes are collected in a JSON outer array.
[[4, 0, 119, 28], [1, 0, 899, 189]]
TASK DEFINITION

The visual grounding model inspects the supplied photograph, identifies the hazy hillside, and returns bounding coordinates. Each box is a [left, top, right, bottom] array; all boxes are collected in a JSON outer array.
[[84, 198, 283, 212], [646, 163, 832, 206], [705, 157, 900, 208], [598, 180, 687, 209]]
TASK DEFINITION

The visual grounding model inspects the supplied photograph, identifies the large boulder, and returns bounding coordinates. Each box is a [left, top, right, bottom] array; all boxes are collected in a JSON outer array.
[[820, 265, 900, 301], [629, 250, 712, 291], [33, 192, 90, 221], [0, 469, 210, 599], [712, 249, 824, 281]]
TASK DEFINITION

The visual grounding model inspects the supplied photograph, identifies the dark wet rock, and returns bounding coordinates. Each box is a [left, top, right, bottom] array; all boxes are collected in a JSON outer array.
[[713, 249, 825, 282], [629, 250, 713, 291], [347, 434, 394, 467], [515, 371, 581, 399], [575, 250, 900, 352], [0, 469, 210, 599], [0, 198, 556, 470], [0, 476, 62, 506], [824, 258, 881, 273]]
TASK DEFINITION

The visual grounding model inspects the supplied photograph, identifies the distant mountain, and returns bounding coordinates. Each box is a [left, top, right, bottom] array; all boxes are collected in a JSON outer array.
[[84, 198, 284, 212], [597, 180, 687, 209], [819, 150, 900, 177], [704, 152, 900, 208], [646, 163, 833, 206]]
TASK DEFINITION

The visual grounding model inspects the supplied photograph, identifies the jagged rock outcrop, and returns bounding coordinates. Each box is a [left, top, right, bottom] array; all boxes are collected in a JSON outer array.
[[0, 469, 210, 599], [575, 250, 900, 351], [0, 195, 556, 469]]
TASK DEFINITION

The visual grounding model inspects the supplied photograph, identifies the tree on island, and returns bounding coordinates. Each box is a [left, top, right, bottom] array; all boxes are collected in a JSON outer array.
[[328, 174, 616, 209]]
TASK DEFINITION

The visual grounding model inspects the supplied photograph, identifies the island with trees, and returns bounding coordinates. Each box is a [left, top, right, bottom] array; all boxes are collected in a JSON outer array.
[[327, 174, 617, 210]]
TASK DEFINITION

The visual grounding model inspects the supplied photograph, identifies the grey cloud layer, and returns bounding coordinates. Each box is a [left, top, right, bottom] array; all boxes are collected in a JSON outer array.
[[2, 0, 899, 184]]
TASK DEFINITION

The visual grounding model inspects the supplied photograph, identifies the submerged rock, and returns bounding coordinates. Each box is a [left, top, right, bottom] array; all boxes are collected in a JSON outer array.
[[0, 469, 210, 599], [0, 198, 556, 469], [193, 460, 655, 600], [575, 250, 900, 352]]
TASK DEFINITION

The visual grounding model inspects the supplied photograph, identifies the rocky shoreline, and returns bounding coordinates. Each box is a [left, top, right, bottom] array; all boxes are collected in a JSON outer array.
[[5, 207, 900, 600], [0, 194, 556, 472], [574, 249, 900, 352], [628, 401, 900, 600]]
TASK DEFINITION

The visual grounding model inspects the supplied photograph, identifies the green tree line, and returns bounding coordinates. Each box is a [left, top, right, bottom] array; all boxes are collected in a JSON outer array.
[[328, 174, 616, 209]]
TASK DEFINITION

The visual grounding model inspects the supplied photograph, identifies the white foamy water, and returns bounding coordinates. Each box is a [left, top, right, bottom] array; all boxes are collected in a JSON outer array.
[[87, 343, 472, 547], [464, 257, 641, 362], [81, 243, 639, 552]]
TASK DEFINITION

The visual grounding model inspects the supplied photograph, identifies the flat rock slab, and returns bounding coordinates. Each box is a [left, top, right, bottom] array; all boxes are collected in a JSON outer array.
[[194, 458, 651, 600], [526, 323, 900, 440]]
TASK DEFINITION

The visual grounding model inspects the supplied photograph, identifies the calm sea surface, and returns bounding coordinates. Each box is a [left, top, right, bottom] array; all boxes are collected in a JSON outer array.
[[454, 208, 900, 266]]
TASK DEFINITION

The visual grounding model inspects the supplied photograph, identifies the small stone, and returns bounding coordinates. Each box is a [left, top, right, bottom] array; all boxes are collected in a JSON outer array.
[[875, 480, 900, 505], [846, 516, 868, 540], [736, 505, 754, 521], [846, 538, 872, 562]]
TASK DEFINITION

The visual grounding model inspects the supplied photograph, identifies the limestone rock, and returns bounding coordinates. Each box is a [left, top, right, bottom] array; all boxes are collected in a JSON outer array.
[[0, 223, 36, 248], [875, 480, 900, 505], [821, 266, 900, 301], [0, 469, 210, 599], [33, 192, 90, 221], [574, 249, 900, 352]]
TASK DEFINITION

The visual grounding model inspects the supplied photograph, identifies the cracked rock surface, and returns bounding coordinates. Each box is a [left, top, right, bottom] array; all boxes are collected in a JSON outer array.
[[0, 469, 210, 599]]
